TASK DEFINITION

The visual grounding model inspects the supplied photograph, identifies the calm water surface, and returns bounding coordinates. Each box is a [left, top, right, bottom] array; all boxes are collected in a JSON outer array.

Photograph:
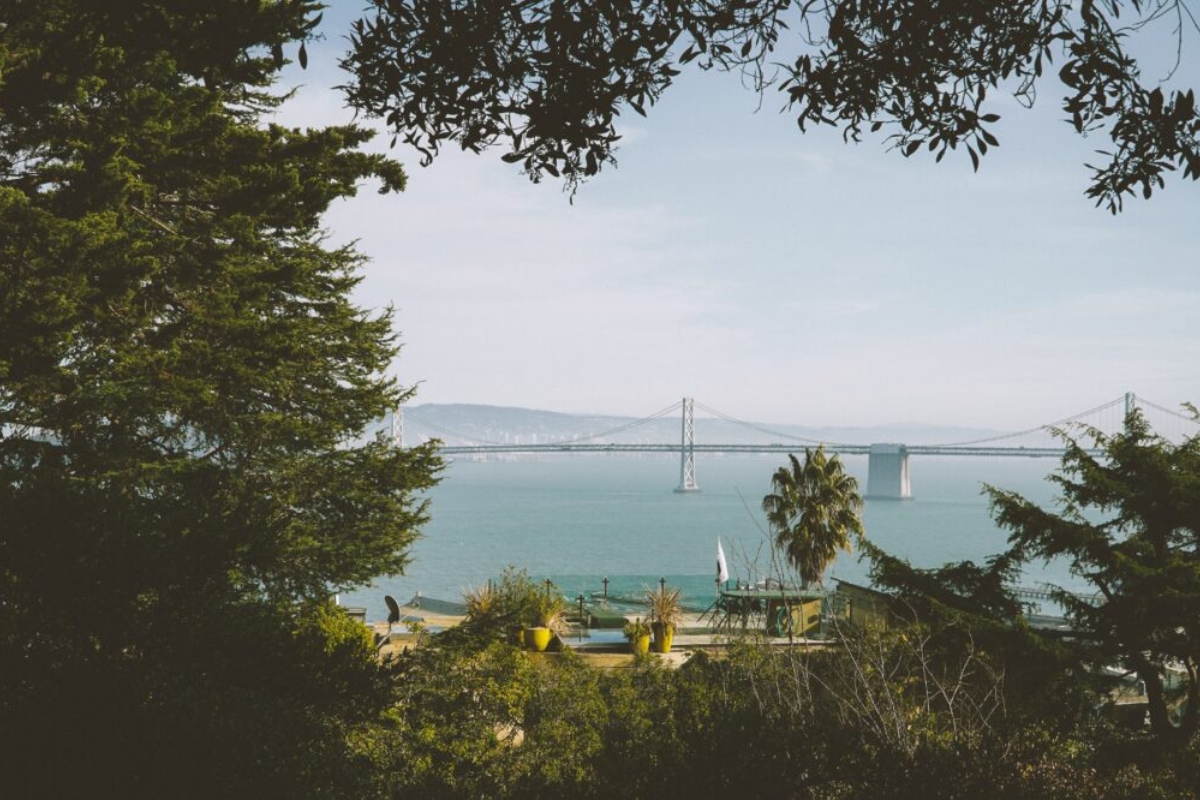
[[344, 454, 1078, 620]]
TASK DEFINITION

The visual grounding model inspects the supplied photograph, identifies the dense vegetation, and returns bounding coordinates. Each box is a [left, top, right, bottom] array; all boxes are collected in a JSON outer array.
[[363, 624, 1200, 799]]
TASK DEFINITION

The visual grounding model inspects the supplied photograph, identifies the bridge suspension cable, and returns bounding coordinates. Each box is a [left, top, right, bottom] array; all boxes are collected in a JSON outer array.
[[1135, 396, 1199, 425], [558, 400, 683, 444], [927, 396, 1128, 448], [692, 400, 858, 449]]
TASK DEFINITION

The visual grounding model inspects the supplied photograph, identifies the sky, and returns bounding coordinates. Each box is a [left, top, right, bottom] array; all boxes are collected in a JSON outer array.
[[274, 7, 1200, 431]]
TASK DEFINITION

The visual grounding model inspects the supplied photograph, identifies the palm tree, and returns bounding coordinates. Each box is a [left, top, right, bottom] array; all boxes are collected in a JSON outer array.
[[762, 446, 864, 588]]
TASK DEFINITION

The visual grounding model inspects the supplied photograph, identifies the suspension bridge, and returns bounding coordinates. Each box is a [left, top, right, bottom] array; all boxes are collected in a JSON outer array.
[[393, 393, 1198, 499]]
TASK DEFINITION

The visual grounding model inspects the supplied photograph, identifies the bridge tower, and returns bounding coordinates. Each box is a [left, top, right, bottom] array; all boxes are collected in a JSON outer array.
[[391, 406, 404, 448], [866, 443, 911, 500], [675, 397, 700, 493]]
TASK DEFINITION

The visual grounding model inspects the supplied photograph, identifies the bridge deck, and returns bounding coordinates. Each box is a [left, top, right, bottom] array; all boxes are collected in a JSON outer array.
[[436, 442, 1084, 458]]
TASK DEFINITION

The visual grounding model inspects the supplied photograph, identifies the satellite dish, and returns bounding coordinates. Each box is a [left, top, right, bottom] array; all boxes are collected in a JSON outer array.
[[384, 595, 401, 626]]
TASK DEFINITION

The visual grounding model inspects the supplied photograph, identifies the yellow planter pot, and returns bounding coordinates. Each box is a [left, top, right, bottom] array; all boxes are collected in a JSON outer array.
[[629, 633, 651, 655], [651, 623, 674, 654], [524, 626, 552, 652]]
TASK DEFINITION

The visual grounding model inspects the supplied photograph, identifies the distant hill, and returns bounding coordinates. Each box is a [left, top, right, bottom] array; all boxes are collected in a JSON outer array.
[[392, 403, 1045, 448]]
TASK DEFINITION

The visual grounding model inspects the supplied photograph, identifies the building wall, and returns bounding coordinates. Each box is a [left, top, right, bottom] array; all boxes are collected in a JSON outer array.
[[836, 583, 892, 630]]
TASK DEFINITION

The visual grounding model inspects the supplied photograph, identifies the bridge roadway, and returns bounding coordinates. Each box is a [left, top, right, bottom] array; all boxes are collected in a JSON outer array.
[[432, 442, 1096, 497], [436, 443, 1073, 458]]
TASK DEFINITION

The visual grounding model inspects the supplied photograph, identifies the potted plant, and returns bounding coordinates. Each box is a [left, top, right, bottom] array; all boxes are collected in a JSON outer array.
[[645, 585, 684, 653], [499, 566, 544, 644], [463, 569, 543, 643], [524, 590, 566, 652], [462, 581, 502, 630], [623, 617, 652, 655]]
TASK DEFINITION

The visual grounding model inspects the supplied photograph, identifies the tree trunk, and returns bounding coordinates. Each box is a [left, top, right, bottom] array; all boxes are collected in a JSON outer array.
[[1180, 658, 1199, 736], [1130, 652, 1172, 736]]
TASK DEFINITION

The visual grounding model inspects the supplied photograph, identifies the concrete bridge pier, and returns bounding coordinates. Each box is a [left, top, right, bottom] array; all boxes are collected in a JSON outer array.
[[866, 443, 912, 500]]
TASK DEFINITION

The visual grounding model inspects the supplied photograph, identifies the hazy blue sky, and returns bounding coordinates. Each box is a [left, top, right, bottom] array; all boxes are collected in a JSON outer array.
[[277, 8, 1199, 430]]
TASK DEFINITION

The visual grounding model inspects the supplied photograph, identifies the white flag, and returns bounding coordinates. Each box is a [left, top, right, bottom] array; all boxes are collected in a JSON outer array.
[[716, 538, 729, 585]]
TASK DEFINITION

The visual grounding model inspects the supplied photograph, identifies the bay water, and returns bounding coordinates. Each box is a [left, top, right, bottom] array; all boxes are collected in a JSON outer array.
[[343, 453, 1082, 622]]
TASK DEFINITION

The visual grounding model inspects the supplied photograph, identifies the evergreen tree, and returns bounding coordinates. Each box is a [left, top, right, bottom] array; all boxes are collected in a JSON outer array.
[[989, 409, 1200, 739], [0, 3, 439, 793]]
